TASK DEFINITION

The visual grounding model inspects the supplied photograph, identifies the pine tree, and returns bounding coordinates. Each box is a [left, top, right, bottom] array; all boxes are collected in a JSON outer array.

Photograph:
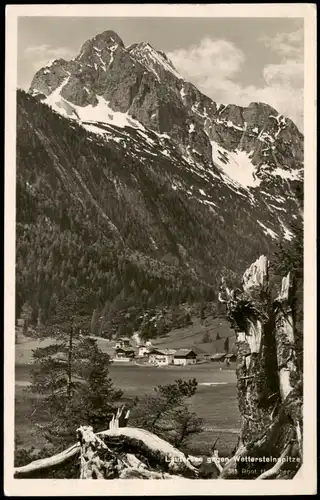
[[20, 302, 34, 335], [130, 378, 204, 447], [28, 330, 123, 450], [170, 407, 204, 448], [90, 308, 100, 335], [202, 332, 211, 343], [224, 336, 229, 354]]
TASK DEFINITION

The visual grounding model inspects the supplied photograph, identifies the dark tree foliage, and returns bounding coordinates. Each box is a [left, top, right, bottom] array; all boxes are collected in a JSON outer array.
[[15, 333, 124, 477], [27, 334, 123, 450], [224, 336, 229, 354], [130, 378, 204, 449]]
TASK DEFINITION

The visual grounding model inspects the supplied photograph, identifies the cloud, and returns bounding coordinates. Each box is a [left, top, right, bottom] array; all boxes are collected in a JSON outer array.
[[24, 44, 76, 72], [168, 38, 244, 81], [263, 60, 303, 87], [168, 29, 304, 131], [260, 27, 303, 60]]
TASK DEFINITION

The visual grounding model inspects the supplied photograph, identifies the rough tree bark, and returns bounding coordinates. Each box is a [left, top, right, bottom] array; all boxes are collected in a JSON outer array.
[[218, 255, 303, 479], [14, 256, 303, 480]]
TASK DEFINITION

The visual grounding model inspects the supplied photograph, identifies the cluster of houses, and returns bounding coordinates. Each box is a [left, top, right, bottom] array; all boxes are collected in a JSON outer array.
[[113, 338, 236, 366], [148, 348, 198, 366]]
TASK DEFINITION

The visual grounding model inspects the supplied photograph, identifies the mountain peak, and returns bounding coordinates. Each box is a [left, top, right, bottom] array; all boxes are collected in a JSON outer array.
[[128, 40, 182, 81], [93, 30, 124, 47], [28, 28, 303, 185], [78, 30, 124, 59]]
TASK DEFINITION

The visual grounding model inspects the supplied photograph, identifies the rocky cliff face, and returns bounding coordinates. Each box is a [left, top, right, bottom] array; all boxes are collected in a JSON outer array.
[[29, 30, 303, 197]]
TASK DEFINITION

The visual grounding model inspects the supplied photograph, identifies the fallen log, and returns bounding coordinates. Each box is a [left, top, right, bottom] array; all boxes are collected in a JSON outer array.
[[14, 407, 203, 479], [77, 425, 199, 479], [14, 442, 80, 478], [14, 427, 202, 479]]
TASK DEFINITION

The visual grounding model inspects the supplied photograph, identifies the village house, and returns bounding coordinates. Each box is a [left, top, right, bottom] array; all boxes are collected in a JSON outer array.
[[115, 337, 131, 349], [113, 347, 135, 362], [173, 349, 197, 366], [148, 348, 176, 366], [138, 345, 150, 357], [201, 353, 211, 361], [225, 353, 237, 363], [191, 345, 214, 362], [210, 352, 226, 363]]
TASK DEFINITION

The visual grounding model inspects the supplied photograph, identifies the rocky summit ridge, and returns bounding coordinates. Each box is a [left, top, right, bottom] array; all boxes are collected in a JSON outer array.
[[29, 29, 303, 203]]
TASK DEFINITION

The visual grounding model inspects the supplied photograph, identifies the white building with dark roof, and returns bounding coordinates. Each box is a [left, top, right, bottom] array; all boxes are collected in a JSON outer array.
[[114, 347, 135, 361], [138, 345, 150, 357], [115, 337, 132, 349], [173, 348, 197, 366], [148, 348, 176, 365]]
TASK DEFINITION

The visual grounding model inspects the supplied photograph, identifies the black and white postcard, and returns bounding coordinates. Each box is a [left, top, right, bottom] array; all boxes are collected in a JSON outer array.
[[4, 4, 317, 496]]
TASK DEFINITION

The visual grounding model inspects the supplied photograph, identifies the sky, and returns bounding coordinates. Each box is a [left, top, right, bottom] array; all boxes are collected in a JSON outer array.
[[17, 17, 304, 130]]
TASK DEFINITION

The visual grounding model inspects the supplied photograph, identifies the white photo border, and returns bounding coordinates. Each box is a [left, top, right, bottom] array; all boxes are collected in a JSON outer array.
[[5, 3, 317, 496]]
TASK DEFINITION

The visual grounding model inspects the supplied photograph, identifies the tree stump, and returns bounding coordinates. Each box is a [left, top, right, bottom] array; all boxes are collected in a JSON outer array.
[[219, 255, 303, 479]]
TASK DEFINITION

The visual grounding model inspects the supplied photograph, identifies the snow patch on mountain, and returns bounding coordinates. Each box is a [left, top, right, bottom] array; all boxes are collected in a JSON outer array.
[[215, 118, 245, 132], [45, 91, 145, 131], [272, 167, 302, 181], [45, 77, 72, 114], [210, 141, 261, 188], [257, 221, 278, 240], [278, 218, 293, 241], [95, 50, 107, 71], [30, 89, 43, 96], [130, 42, 184, 81], [201, 199, 218, 208], [259, 131, 275, 144], [191, 103, 209, 118], [270, 114, 287, 138], [162, 149, 171, 158], [44, 59, 58, 69], [180, 86, 186, 101], [83, 123, 110, 136], [107, 43, 118, 67], [149, 236, 158, 250], [260, 191, 287, 204], [137, 129, 156, 146]]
